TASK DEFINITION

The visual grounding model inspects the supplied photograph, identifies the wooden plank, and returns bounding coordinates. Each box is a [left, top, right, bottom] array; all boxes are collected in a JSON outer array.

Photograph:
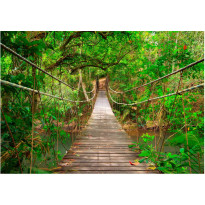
[[55, 171, 158, 174], [63, 155, 139, 159], [61, 159, 142, 163], [59, 162, 147, 167], [67, 149, 136, 153], [57, 166, 150, 171], [67, 150, 138, 153]]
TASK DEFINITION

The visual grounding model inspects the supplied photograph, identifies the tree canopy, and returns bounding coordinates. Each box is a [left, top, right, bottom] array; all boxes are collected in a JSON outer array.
[[1, 31, 204, 174]]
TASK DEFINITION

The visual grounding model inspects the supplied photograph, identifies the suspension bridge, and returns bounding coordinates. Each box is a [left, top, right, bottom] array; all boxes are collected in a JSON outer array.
[[55, 90, 157, 174], [0, 43, 204, 174]]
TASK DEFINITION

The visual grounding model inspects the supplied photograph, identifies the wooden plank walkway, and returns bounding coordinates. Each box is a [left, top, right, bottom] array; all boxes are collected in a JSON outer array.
[[56, 90, 158, 174]]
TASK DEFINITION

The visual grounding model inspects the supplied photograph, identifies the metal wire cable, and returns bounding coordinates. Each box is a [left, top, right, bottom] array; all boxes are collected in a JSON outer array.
[[108, 83, 204, 106], [0, 79, 96, 103], [0, 43, 95, 93], [108, 59, 204, 94]]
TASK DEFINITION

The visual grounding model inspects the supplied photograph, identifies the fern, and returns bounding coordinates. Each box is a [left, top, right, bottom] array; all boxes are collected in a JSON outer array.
[[122, 109, 130, 121]]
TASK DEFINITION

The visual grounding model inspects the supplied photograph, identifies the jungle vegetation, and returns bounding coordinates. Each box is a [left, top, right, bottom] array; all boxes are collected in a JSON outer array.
[[0, 31, 204, 173]]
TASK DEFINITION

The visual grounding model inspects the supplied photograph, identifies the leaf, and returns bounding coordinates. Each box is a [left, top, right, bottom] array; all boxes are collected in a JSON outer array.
[[129, 161, 134, 165], [122, 109, 130, 121], [157, 167, 166, 172], [4, 114, 12, 123], [147, 166, 156, 170], [139, 150, 150, 157], [139, 158, 146, 163], [133, 159, 140, 166], [128, 144, 136, 148]]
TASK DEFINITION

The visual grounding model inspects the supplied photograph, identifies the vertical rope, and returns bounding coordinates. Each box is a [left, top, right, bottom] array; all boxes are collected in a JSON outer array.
[[181, 92, 192, 173], [56, 100, 60, 163], [36, 90, 50, 166], [30, 68, 36, 174], [151, 101, 157, 149], [160, 71, 184, 148]]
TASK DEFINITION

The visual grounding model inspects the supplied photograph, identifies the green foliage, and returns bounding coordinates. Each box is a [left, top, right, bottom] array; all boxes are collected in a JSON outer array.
[[122, 109, 130, 121], [130, 134, 196, 174], [108, 31, 204, 174], [1, 31, 204, 174]]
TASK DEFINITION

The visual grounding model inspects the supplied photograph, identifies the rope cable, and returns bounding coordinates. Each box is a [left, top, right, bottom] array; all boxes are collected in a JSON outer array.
[[108, 83, 204, 106], [108, 59, 204, 94], [0, 43, 95, 94], [0, 79, 96, 103]]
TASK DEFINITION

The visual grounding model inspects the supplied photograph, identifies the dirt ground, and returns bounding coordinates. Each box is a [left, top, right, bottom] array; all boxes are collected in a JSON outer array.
[[98, 77, 106, 90]]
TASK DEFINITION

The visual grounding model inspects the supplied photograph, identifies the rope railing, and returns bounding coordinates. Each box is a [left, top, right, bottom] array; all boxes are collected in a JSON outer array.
[[1, 44, 98, 174], [1, 88, 97, 174], [0, 43, 95, 94], [107, 59, 204, 174], [0, 79, 96, 103], [1, 42, 203, 174], [108, 83, 204, 105], [108, 59, 204, 94]]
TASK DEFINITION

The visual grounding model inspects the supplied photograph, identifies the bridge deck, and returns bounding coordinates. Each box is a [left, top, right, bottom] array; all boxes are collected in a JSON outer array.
[[56, 91, 158, 174]]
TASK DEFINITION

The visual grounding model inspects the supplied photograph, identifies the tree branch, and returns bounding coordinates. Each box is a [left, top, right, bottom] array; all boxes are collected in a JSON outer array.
[[60, 32, 83, 50]]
